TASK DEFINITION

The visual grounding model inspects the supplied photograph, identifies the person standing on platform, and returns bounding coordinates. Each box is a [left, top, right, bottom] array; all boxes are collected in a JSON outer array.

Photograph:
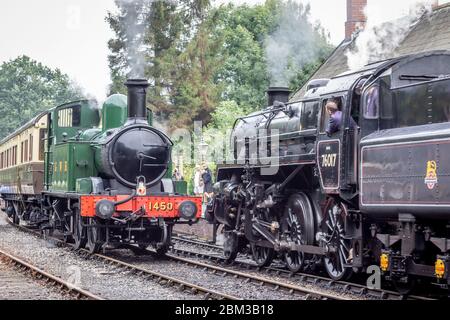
[[202, 164, 213, 201], [194, 165, 204, 196]]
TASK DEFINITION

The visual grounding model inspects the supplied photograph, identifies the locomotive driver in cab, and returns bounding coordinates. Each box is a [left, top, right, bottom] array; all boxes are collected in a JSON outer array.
[[326, 99, 357, 137], [326, 99, 342, 136]]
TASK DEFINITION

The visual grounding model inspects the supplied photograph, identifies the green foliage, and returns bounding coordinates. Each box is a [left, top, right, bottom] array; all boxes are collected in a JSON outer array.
[[175, 101, 244, 195], [210, 1, 280, 112], [199, 101, 246, 171], [168, 14, 225, 128], [207, 100, 246, 132], [183, 163, 196, 195], [0, 55, 84, 139]]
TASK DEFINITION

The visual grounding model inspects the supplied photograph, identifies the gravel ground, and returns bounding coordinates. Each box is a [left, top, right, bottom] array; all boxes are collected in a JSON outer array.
[[0, 260, 68, 300], [0, 217, 201, 300], [171, 241, 370, 300]]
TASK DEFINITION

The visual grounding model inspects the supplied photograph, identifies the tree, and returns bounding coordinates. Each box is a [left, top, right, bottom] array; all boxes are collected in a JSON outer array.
[[211, 1, 280, 112], [0, 56, 84, 139], [169, 13, 224, 128], [106, 0, 212, 127], [210, 0, 332, 113]]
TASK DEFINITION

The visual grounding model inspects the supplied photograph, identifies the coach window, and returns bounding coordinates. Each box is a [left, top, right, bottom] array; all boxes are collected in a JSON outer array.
[[24, 140, 28, 163], [29, 134, 33, 161], [39, 129, 46, 161]]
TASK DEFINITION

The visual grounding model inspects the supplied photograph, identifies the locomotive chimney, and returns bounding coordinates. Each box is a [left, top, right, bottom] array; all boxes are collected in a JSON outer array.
[[267, 87, 291, 107], [345, 0, 367, 40], [125, 79, 149, 119]]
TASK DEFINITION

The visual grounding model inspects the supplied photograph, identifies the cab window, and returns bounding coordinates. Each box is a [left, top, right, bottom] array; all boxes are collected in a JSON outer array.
[[363, 84, 380, 119], [320, 97, 343, 133], [58, 105, 81, 128], [301, 101, 319, 130]]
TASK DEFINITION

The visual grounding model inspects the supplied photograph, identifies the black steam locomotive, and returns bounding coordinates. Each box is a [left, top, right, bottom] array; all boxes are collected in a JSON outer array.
[[208, 50, 450, 291]]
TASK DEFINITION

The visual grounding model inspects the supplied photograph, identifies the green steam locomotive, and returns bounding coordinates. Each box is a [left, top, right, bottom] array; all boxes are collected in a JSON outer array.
[[0, 79, 202, 254]]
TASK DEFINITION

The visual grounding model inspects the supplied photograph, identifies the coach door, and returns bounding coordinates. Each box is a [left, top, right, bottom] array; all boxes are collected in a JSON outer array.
[[316, 96, 344, 194], [44, 112, 53, 190]]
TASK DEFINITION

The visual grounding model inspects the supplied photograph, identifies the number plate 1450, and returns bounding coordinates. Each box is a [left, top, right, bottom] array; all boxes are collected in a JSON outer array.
[[148, 201, 175, 212]]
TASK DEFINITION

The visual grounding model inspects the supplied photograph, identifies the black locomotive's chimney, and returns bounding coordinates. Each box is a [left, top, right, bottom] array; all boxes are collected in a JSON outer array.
[[125, 79, 149, 119], [267, 87, 291, 107]]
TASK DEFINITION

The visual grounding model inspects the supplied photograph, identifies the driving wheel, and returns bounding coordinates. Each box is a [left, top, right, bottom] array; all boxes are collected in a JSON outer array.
[[251, 244, 274, 268], [322, 198, 353, 281], [283, 193, 315, 273], [73, 207, 87, 250]]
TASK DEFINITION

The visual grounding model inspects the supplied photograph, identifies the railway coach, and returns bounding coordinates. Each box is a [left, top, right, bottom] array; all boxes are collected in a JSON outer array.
[[1, 79, 202, 254]]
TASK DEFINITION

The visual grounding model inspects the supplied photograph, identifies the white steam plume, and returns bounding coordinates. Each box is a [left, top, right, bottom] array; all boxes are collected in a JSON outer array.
[[117, 0, 152, 79], [265, 2, 328, 87], [346, 1, 434, 71]]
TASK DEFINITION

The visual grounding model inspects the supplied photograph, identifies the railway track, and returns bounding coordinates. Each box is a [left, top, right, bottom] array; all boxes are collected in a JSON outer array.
[[0, 246, 102, 300], [171, 233, 435, 301], [6, 218, 435, 300], [4, 218, 238, 300], [173, 234, 223, 252], [7, 218, 347, 300], [159, 250, 349, 300]]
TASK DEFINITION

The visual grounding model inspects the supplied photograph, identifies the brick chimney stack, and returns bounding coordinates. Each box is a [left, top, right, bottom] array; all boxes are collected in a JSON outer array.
[[345, 0, 367, 40]]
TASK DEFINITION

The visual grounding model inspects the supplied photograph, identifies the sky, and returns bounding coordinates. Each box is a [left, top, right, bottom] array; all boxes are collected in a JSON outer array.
[[0, 0, 446, 100]]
